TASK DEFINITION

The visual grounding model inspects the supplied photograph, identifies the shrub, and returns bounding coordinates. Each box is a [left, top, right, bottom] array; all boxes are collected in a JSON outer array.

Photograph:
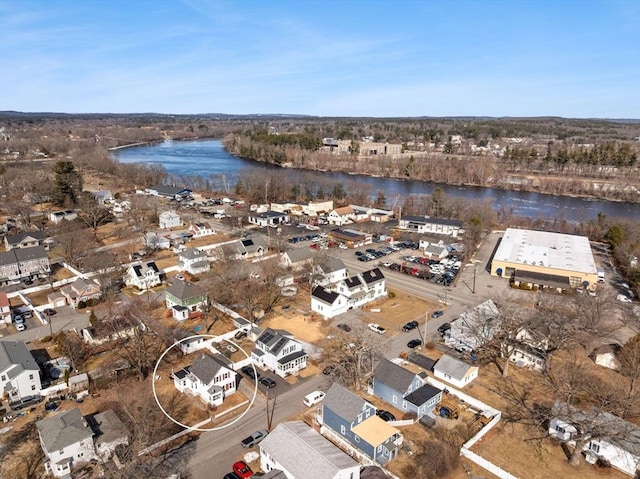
[[40, 335, 52, 343], [388, 291, 396, 298], [77, 301, 86, 309]]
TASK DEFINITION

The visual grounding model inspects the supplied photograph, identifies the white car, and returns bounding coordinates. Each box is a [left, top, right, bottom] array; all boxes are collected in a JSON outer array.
[[16, 323, 26, 332], [368, 323, 386, 334], [617, 294, 632, 303]]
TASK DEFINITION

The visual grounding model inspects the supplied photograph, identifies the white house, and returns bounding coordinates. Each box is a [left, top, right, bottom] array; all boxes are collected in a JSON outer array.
[[398, 216, 464, 237], [418, 241, 449, 259], [316, 257, 348, 285], [124, 261, 162, 290], [443, 299, 501, 353], [223, 236, 268, 260], [159, 210, 182, 229], [49, 210, 78, 224], [311, 268, 387, 319], [248, 211, 290, 227], [0, 340, 42, 402], [589, 344, 621, 371], [432, 354, 479, 389], [189, 221, 215, 238], [549, 401, 640, 477], [327, 206, 355, 226], [144, 232, 171, 250], [259, 421, 360, 479], [173, 353, 237, 407], [252, 328, 307, 378], [178, 247, 210, 274], [37, 408, 98, 478]]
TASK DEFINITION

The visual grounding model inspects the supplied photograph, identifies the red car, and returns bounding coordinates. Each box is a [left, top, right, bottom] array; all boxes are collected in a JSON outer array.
[[232, 461, 253, 479]]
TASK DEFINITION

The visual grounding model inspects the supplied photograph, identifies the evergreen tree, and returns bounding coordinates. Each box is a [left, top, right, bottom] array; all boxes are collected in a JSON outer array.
[[53, 160, 82, 206]]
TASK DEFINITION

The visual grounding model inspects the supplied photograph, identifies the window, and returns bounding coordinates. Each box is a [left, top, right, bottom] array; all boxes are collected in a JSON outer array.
[[31, 385, 36, 391], [355, 435, 360, 443], [29, 374, 34, 380], [340, 425, 346, 435], [588, 442, 600, 454], [392, 395, 398, 404], [402, 400, 408, 409]]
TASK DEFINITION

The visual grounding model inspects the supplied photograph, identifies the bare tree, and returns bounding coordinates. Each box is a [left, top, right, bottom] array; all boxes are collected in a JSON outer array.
[[55, 330, 87, 372], [53, 220, 94, 267], [77, 191, 113, 237]]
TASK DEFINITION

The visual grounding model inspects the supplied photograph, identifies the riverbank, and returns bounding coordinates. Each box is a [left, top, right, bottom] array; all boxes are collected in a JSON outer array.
[[223, 140, 640, 204]]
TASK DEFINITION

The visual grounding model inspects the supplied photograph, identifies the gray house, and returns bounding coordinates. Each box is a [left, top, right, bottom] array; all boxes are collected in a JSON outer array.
[[370, 358, 442, 419], [320, 383, 402, 465]]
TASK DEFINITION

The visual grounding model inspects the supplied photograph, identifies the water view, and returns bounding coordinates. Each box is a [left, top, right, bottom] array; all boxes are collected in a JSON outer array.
[[112, 139, 640, 222]]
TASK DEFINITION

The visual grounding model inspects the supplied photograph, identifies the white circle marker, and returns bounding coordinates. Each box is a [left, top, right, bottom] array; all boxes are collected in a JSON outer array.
[[152, 334, 258, 432]]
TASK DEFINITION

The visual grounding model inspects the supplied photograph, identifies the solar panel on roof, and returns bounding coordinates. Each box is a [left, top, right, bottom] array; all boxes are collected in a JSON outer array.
[[260, 331, 275, 344]]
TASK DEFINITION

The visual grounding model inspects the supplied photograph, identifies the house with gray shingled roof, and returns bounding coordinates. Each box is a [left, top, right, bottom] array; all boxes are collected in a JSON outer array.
[[252, 328, 307, 378], [165, 280, 208, 321], [173, 353, 236, 407], [177, 247, 210, 274], [320, 383, 402, 465], [370, 358, 442, 419], [0, 340, 42, 402], [0, 245, 50, 285], [259, 421, 360, 479], [37, 407, 98, 477], [280, 247, 315, 270]]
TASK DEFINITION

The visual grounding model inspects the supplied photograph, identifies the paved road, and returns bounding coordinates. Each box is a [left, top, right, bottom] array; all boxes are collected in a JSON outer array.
[[187, 374, 327, 478]]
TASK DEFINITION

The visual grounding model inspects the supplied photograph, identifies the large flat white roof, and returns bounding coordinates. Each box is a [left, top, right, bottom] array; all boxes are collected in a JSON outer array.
[[494, 228, 596, 274]]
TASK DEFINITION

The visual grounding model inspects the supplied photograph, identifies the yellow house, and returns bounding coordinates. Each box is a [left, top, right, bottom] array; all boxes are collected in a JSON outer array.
[[491, 228, 598, 290]]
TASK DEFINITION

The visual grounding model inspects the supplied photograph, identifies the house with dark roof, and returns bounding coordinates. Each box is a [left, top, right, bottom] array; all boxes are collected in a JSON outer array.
[[224, 235, 268, 260], [320, 383, 402, 465], [147, 184, 192, 199], [370, 358, 442, 419], [0, 245, 50, 285], [60, 278, 101, 308], [326, 228, 372, 248], [311, 268, 387, 319], [252, 328, 307, 378], [432, 354, 479, 389], [173, 353, 237, 407], [36, 407, 98, 477], [124, 261, 162, 290], [398, 215, 464, 237], [177, 247, 210, 274], [259, 421, 360, 479], [0, 340, 42, 402], [4, 230, 49, 250], [165, 280, 208, 321], [248, 210, 290, 227]]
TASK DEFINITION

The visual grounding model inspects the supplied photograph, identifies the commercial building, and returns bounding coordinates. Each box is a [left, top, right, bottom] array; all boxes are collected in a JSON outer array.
[[491, 228, 598, 290]]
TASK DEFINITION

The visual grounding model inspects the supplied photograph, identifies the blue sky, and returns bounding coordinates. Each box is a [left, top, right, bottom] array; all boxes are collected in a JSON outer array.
[[1, 0, 639, 118]]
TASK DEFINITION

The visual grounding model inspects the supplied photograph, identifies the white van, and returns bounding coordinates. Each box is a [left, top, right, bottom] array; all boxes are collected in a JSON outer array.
[[303, 390, 326, 407]]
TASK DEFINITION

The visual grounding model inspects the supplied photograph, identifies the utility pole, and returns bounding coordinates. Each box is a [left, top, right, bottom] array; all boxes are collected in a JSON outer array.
[[423, 311, 428, 345], [472, 265, 476, 294]]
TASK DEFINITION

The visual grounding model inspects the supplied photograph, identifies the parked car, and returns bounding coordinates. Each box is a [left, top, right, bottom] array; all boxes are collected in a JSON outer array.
[[368, 323, 386, 334], [303, 390, 326, 407], [232, 461, 253, 479], [259, 377, 276, 389], [402, 321, 418, 332], [223, 473, 241, 479], [617, 294, 632, 303], [376, 410, 396, 422], [43, 308, 57, 316], [240, 365, 260, 380], [44, 401, 59, 411], [407, 339, 423, 349], [431, 310, 444, 319], [437, 323, 451, 334], [16, 323, 26, 332], [234, 330, 248, 340], [336, 323, 351, 332], [240, 430, 268, 448], [323, 365, 337, 375]]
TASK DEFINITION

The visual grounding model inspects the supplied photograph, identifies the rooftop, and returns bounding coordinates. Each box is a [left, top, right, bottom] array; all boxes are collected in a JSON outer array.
[[494, 228, 597, 274], [351, 415, 400, 446]]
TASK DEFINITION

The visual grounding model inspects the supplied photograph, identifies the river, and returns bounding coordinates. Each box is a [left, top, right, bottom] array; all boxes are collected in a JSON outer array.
[[111, 139, 639, 222]]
